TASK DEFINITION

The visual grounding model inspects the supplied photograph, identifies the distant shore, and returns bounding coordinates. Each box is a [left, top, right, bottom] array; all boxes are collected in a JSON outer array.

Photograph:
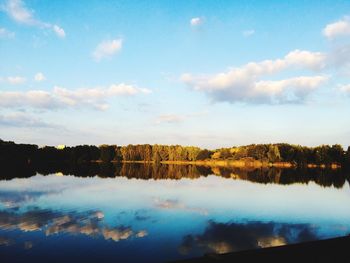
[[1, 139, 348, 169]]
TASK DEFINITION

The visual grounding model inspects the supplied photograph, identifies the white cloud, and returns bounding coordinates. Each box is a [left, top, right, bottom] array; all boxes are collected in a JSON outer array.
[[155, 114, 185, 124], [323, 17, 350, 39], [154, 111, 208, 124], [322, 17, 350, 70], [179, 17, 350, 105], [254, 76, 328, 101], [0, 90, 55, 108], [53, 25, 65, 38], [243, 30, 255, 37], [0, 83, 151, 110], [339, 84, 350, 93], [4, 0, 38, 26], [34, 72, 45, 82], [190, 17, 203, 27], [0, 27, 15, 38], [3, 0, 65, 38], [284, 49, 326, 70], [181, 49, 328, 104], [328, 44, 350, 66], [6, 76, 26, 85], [92, 39, 123, 61], [51, 84, 141, 110], [0, 112, 57, 128]]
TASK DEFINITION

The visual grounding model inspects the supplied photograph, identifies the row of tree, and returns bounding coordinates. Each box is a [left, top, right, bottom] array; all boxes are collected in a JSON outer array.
[[211, 144, 349, 166], [1, 139, 350, 167]]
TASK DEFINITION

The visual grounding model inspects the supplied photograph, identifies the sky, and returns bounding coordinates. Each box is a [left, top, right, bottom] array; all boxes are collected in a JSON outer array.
[[1, 0, 350, 149]]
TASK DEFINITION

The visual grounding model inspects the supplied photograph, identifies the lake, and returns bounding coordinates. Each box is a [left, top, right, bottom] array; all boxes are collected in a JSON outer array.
[[0, 164, 350, 262]]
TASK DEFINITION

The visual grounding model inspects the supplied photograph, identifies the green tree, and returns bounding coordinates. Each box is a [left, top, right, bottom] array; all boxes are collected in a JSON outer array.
[[154, 151, 161, 164], [114, 146, 123, 162], [247, 144, 268, 160], [99, 145, 115, 162], [196, 149, 211, 160], [329, 144, 344, 164], [345, 146, 350, 167], [267, 145, 281, 162]]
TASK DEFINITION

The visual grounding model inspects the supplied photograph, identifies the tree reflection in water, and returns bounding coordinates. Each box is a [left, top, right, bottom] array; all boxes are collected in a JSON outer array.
[[1, 162, 348, 188]]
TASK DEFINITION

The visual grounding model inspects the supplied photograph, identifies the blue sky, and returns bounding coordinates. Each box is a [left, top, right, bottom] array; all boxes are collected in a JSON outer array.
[[1, 0, 350, 148]]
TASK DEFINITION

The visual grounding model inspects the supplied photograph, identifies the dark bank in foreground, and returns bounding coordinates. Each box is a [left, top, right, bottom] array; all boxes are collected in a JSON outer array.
[[174, 235, 350, 263]]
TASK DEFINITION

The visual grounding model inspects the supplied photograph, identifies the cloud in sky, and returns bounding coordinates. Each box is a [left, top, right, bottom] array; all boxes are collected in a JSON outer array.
[[34, 72, 45, 82], [0, 83, 151, 111], [254, 76, 328, 96], [0, 112, 57, 128], [4, 0, 39, 26], [154, 111, 208, 124], [190, 17, 203, 27], [323, 16, 350, 39], [0, 27, 15, 38], [52, 25, 65, 38], [8, 76, 26, 84], [3, 0, 65, 38], [181, 16, 350, 105], [181, 49, 328, 104], [1, 76, 26, 85], [339, 84, 350, 93], [155, 114, 185, 124], [243, 29, 255, 37], [93, 38, 123, 61]]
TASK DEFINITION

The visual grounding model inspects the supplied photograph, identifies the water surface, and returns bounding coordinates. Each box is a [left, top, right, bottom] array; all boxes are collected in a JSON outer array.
[[0, 164, 349, 262]]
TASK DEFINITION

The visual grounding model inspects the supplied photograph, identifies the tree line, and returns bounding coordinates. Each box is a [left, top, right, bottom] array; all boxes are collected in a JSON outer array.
[[1, 139, 350, 167]]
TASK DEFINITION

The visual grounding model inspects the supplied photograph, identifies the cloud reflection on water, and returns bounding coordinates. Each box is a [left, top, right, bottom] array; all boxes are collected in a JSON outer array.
[[179, 220, 320, 255], [0, 236, 13, 246], [154, 198, 208, 215], [0, 190, 57, 208], [0, 208, 147, 244]]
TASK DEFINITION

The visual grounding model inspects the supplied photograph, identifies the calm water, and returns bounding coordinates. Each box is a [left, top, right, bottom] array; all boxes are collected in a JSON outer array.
[[0, 164, 350, 262]]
